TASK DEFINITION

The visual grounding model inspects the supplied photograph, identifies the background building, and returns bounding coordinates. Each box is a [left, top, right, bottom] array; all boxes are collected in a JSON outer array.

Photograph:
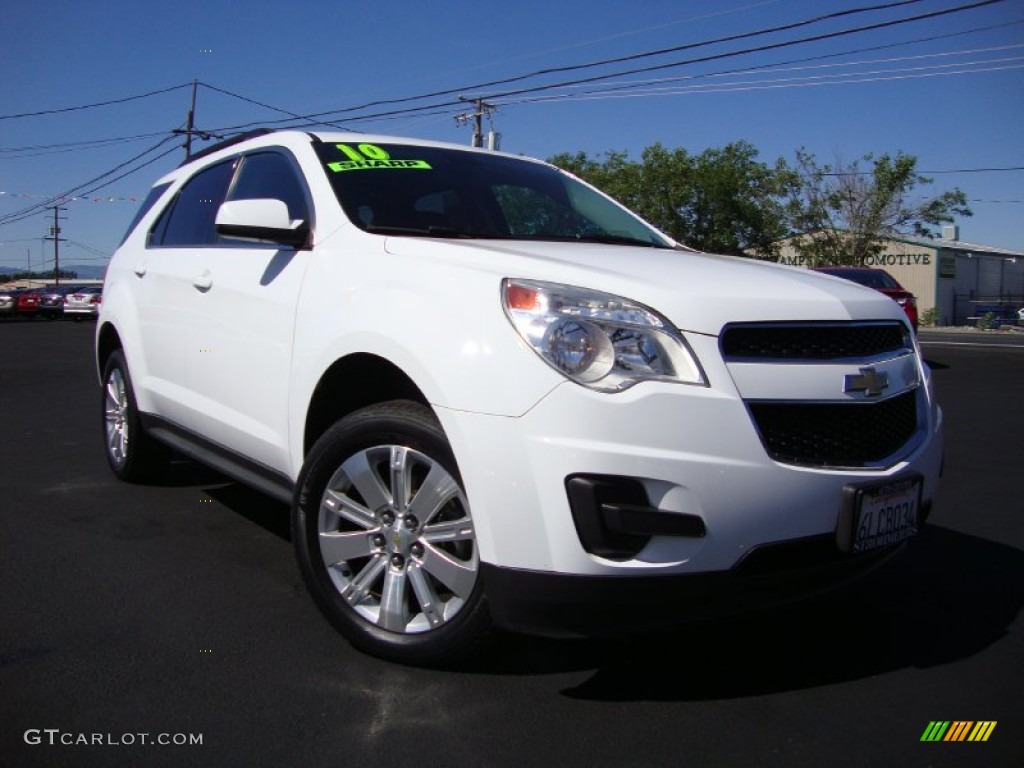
[[776, 226, 1023, 326]]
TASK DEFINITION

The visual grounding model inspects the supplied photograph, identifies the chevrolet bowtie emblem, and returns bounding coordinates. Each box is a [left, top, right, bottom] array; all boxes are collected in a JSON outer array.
[[844, 366, 889, 397]]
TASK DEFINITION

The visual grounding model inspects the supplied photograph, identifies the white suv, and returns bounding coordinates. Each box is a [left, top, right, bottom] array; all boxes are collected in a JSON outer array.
[[98, 130, 943, 664]]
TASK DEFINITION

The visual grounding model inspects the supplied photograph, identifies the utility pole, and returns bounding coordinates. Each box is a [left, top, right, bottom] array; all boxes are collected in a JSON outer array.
[[173, 80, 200, 160], [185, 79, 198, 160], [455, 97, 497, 148], [173, 80, 222, 160], [44, 206, 67, 286]]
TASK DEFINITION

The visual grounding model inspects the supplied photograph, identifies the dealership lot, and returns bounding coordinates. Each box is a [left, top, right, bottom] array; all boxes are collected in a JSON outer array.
[[1, 321, 1021, 767]]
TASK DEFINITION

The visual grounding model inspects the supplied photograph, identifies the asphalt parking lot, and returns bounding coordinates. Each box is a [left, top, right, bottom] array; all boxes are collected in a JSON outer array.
[[1, 320, 1021, 768]]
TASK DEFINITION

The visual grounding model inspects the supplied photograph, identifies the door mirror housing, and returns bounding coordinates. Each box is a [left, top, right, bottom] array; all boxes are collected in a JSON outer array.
[[216, 199, 309, 248]]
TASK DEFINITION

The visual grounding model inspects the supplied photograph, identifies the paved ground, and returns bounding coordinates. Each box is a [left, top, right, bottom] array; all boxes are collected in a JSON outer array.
[[1, 320, 1021, 767]]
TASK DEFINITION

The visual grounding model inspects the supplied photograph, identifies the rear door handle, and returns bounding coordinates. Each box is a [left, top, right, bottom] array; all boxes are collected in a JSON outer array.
[[133, 262, 147, 277], [192, 271, 213, 291]]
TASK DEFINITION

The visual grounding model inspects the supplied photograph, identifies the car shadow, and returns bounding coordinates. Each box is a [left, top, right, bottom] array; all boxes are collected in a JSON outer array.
[[460, 525, 1023, 700], [141, 455, 293, 540], [203, 481, 292, 542], [175, 462, 1022, 698]]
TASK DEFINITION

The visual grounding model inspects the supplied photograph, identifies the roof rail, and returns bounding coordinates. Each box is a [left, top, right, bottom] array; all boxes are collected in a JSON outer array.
[[179, 128, 275, 166]]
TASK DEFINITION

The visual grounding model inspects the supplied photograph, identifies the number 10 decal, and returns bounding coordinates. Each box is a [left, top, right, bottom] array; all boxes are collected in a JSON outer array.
[[328, 144, 432, 173]]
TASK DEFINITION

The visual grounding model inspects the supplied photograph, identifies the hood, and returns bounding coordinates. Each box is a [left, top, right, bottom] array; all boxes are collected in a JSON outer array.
[[383, 238, 906, 336]]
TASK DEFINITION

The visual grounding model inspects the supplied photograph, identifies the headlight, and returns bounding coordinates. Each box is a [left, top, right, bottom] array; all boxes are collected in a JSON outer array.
[[502, 278, 706, 392]]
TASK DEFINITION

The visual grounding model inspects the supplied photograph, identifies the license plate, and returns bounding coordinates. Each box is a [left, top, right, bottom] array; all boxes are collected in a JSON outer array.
[[837, 475, 922, 554]]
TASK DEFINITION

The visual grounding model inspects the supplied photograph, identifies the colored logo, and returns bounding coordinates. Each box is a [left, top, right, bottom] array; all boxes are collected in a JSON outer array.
[[327, 143, 432, 173], [920, 721, 996, 742]]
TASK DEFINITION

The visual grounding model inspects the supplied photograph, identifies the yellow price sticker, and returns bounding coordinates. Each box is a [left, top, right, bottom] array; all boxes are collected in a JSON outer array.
[[327, 143, 432, 173]]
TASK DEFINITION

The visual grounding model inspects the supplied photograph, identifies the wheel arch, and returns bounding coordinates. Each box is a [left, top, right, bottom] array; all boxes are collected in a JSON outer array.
[[303, 352, 430, 457], [96, 322, 123, 381]]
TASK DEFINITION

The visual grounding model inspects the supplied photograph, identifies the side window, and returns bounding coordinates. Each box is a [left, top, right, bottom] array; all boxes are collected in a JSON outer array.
[[150, 160, 237, 247], [227, 151, 310, 222], [120, 182, 171, 246]]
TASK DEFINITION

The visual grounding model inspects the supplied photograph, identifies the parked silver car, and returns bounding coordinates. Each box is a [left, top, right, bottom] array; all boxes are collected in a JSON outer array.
[[64, 285, 103, 320], [0, 288, 15, 317]]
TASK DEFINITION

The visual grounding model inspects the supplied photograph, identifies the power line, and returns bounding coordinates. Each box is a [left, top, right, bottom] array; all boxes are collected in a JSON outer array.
[[8, 16, 1015, 161], [201, 0, 1007, 135], [922, 166, 1024, 174], [65, 240, 112, 258], [482, 0, 1009, 103], [0, 83, 192, 121], [0, 135, 179, 227], [484, 0, 932, 90], [0, 131, 172, 155], [511, 23, 1024, 102], [198, 83, 351, 131], [502, 58, 1024, 105], [812, 165, 1024, 177], [76, 144, 180, 198], [417, 0, 787, 86], [202, 0, 929, 132]]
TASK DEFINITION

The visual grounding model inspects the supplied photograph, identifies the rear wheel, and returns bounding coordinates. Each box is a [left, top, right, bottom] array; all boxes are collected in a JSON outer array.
[[101, 350, 169, 481], [293, 401, 489, 665]]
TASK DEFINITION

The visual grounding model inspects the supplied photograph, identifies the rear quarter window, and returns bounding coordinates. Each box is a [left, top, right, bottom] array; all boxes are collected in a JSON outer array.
[[119, 183, 171, 246]]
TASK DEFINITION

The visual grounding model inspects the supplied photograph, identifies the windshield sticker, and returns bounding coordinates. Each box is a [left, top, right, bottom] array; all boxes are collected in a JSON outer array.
[[327, 143, 432, 172]]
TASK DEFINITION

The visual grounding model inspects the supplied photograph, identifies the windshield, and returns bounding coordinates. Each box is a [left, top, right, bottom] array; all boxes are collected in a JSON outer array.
[[314, 142, 672, 248]]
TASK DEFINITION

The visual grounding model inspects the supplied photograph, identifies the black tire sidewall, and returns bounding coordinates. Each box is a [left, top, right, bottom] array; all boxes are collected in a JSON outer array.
[[292, 401, 489, 665], [100, 349, 164, 482]]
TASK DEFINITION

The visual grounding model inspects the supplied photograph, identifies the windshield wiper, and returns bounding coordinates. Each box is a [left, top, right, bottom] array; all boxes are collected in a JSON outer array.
[[364, 224, 504, 239], [526, 233, 668, 248]]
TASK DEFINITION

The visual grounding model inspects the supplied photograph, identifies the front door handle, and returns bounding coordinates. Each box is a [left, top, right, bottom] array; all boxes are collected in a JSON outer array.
[[192, 271, 213, 291]]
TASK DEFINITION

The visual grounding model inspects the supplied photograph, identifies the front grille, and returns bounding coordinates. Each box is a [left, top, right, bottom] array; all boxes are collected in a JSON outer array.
[[722, 322, 907, 361], [748, 390, 918, 467]]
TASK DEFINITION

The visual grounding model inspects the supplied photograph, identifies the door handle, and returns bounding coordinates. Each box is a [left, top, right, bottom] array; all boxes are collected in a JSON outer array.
[[133, 262, 147, 277], [192, 271, 213, 291]]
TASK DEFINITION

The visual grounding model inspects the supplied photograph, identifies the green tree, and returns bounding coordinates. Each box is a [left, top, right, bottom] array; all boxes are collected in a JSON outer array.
[[550, 141, 791, 258], [785, 150, 972, 266], [0, 268, 78, 282]]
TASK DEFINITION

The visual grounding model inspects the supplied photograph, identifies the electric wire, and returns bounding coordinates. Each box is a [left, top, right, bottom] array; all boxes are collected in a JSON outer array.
[[0, 132, 176, 159], [0, 83, 192, 121], [197, 83, 352, 131], [201, 0, 1008, 135], [0, 135, 179, 227], [0, 1, 1016, 247], [499, 58, 1024, 105], [481, 0, 1009, 103], [507, 24, 1024, 101]]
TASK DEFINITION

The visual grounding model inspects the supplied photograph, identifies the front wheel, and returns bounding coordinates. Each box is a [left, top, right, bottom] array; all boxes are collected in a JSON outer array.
[[292, 401, 489, 665]]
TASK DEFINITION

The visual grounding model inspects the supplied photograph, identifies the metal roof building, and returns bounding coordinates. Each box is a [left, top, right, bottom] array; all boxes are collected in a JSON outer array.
[[776, 226, 1023, 327]]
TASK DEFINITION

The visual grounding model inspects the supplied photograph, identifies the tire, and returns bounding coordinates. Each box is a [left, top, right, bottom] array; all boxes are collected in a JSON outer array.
[[101, 349, 169, 482], [293, 401, 489, 665]]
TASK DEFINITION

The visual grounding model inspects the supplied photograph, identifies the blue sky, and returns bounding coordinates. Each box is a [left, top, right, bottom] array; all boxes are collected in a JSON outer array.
[[2, 0, 1022, 273]]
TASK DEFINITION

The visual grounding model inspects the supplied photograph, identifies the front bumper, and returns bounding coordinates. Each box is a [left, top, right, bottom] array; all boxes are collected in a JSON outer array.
[[481, 537, 906, 637], [440, 377, 942, 569], [64, 306, 99, 318]]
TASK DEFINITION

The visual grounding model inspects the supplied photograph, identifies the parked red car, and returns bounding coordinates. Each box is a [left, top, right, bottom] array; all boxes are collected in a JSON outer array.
[[813, 267, 918, 330], [14, 288, 42, 319]]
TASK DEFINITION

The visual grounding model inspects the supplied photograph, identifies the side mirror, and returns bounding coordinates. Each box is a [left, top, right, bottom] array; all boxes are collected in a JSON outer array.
[[215, 199, 309, 248]]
